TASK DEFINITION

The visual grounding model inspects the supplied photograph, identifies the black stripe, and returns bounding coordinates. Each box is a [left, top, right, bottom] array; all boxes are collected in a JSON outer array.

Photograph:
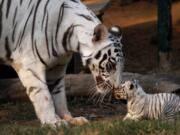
[[70, 0, 79, 3], [27, 69, 46, 84], [68, 25, 75, 49], [63, 24, 81, 52], [51, 85, 63, 95], [51, 35, 58, 57], [27, 86, 41, 96], [101, 44, 111, 50], [5, 37, 12, 61], [99, 54, 107, 70], [138, 104, 145, 115], [48, 77, 63, 92], [53, 77, 63, 87], [6, 0, 11, 18], [41, 0, 50, 30], [62, 25, 73, 52], [63, 3, 72, 9], [77, 42, 80, 52], [31, 0, 42, 49], [95, 51, 101, 59], [34, 40, 48, 66], [13, 6, 17, 26], [108, 49, 111, 56], [45, 13, 50, 58], [16, 6, 34, 49], [51, 89, 62, 95], [55, 3, 65, 50], [12, 22, 17, 42], [20, 0, 23, 5], [28, 0, 33, 8], [0, 0, 4, 38], [76, 13, 93, 22]]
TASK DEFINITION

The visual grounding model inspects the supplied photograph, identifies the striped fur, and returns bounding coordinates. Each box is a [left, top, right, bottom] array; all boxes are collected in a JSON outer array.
[[114, 80, 180, 121], [0, 0, 124, 126]]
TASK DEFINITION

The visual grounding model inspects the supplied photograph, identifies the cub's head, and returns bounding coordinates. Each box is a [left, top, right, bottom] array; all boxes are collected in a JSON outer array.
[[114, 80, 145, 100], [80, 24, 124, 95]]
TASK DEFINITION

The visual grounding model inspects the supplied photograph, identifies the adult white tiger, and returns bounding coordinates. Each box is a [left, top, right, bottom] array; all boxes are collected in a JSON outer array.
[[0, 0, 124, 126], [114, 80, 180, 121]]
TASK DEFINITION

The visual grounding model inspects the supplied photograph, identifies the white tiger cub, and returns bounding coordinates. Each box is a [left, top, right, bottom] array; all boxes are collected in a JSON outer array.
[[0, 0, 124, 127], [114, 80, 180, 121]]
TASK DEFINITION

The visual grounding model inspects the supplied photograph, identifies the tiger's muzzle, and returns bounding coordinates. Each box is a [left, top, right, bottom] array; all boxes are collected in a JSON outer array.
[[95, 76, 113, 93]]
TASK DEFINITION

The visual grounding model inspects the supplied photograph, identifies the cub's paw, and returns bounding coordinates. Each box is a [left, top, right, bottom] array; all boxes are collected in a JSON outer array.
[[68, 116, 89, 126]]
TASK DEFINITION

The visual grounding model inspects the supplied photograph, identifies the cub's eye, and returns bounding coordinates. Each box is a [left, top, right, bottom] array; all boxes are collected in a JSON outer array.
[[129, 84, 134, 90]]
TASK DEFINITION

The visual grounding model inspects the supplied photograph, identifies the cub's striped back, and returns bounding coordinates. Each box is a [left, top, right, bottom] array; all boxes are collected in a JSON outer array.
[[114, 80, 180, 121]]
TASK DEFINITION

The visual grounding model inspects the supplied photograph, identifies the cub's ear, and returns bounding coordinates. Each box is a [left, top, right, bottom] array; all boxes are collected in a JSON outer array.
[[92, 24, 108, 43], [109, 25, 122, 38]]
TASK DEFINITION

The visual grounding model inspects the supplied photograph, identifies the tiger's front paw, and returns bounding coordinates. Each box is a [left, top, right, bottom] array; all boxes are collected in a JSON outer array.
[[69, 117, 89, 126], [68, 116, 89, 126], [42, 115, 68, 128], [62, 114, 89, 126]]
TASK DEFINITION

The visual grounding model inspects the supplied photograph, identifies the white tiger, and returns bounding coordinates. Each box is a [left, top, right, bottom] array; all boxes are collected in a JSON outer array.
[[0, 0, 124, 127], [114, 80, 180, 121]]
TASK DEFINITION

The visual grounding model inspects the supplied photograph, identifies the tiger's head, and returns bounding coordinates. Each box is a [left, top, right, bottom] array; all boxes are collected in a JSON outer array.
[[79, 24, 124, 95], [114, 80, 146, 100]]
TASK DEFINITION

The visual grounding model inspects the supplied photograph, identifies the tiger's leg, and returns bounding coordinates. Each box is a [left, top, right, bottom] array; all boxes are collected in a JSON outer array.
[[47, 65, 88, 126], [15, 64, 66, 127]]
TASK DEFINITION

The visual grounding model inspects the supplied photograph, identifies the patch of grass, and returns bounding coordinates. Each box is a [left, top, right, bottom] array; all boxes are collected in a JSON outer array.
[[0, 101, 179, 135], [0, 119, 179, 135]]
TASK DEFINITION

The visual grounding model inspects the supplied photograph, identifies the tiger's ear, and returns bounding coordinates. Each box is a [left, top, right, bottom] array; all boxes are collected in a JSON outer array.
[[109, 26, 122, 39], [92, 24, 108, 43]]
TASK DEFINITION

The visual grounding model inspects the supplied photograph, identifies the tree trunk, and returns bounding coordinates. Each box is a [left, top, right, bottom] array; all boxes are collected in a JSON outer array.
[[0, 73, 179, 101], [157, 0, 172, 72]]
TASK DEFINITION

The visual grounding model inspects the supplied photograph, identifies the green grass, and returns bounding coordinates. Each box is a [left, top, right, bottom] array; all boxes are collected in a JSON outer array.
[[0, 119, 179, 135], [0, 100, 180, 135]]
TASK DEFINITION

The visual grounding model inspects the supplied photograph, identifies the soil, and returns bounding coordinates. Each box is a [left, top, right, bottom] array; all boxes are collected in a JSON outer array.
[[0, 1, 180, 126]]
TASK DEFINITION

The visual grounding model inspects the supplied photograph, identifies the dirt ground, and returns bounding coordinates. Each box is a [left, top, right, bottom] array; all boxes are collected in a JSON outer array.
[[0, 1, 180, 126]]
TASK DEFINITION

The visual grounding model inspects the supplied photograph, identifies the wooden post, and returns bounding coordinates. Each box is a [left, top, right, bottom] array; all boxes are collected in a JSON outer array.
[[157, 0, 172, 72]]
